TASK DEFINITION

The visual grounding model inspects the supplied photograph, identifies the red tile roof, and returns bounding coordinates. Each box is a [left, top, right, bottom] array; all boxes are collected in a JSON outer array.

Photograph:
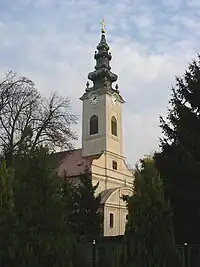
[[56, 148, 101, 177]]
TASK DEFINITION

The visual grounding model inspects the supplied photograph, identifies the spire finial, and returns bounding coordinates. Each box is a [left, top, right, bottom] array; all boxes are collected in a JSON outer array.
[[100, 19, 105, 34], [88, 20, 118, 89]]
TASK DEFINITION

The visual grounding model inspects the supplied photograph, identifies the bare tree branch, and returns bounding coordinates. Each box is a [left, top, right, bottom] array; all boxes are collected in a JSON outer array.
[[0, 71, 77, 166]]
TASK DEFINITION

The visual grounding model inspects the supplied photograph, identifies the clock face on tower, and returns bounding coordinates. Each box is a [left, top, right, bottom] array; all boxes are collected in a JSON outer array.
[[89, 93, 99, 105], [111, 94, 118, 106]]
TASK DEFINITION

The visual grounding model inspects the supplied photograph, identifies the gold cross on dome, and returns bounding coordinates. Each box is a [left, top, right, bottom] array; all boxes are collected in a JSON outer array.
[[100, 19, 105, 33]]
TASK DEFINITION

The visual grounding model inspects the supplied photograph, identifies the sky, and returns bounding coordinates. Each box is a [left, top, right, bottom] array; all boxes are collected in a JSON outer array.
[[0, 0, 200, 166]]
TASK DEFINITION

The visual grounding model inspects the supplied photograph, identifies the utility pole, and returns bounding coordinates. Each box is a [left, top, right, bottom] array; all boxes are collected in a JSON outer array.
[[92, 239, 96, 267], [184, 242, 188, 267]]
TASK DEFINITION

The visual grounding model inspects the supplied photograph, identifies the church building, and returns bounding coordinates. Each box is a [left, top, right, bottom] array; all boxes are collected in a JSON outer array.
[[56, 24, 134, 236]]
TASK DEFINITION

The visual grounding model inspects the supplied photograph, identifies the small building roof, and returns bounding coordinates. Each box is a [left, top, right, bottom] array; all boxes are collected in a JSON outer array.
[[54, 148, 101, 177], [99, 188, 119, 204]]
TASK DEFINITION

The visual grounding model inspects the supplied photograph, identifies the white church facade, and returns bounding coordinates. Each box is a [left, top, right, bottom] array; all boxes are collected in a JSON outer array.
[[56, 26, 134, 236]]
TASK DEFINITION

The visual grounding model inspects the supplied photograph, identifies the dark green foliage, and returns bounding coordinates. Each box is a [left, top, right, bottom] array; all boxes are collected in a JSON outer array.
[[0, 162, 15, 266], [0, 148, 76, 267], [121, 157, 181, 267], [62, 167, 103, 239], [154, 55, 200, 245]]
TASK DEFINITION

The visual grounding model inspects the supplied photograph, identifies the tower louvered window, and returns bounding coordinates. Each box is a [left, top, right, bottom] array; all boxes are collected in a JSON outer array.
[[90, 115, 98, 135], [111, 116, 117, 136]]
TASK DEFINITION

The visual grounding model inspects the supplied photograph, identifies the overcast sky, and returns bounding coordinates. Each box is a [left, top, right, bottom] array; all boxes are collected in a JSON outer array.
[[0, 0, 199, 165]]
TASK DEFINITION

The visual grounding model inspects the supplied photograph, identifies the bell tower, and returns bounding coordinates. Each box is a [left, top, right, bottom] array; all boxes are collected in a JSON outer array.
[[80, 23, 125, 158]]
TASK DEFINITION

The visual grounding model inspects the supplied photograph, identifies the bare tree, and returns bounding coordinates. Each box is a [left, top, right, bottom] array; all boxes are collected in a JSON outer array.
[[0, 71, 77, 165], [0, 71, 33, 115]]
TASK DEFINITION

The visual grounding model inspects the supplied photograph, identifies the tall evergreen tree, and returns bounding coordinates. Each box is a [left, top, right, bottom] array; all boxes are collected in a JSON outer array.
[[154, 55, 200, 244], [62, 167, 103, 239], [6, 148, 75, 267], [0, 162, 15, 266], [121, 157, 180, 267]]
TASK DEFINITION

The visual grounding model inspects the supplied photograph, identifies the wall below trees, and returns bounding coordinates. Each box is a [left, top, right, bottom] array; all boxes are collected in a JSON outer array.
[[83, 236, 200, 267]]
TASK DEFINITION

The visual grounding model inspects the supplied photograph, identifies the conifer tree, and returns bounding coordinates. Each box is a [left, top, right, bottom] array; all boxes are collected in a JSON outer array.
[[62, 167, 103, 239], [154, 55, 200, 244], [9, 148, 75, 267], [0, 162, 15, 266], [121, 157, 181, 267]]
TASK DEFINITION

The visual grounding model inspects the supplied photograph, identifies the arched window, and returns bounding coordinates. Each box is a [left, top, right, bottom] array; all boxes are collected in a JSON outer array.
[[112, 160, 117, 170], [90, 115, 98, 135], [111, 116, 117, 136], [109, 213, 114, 228]]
